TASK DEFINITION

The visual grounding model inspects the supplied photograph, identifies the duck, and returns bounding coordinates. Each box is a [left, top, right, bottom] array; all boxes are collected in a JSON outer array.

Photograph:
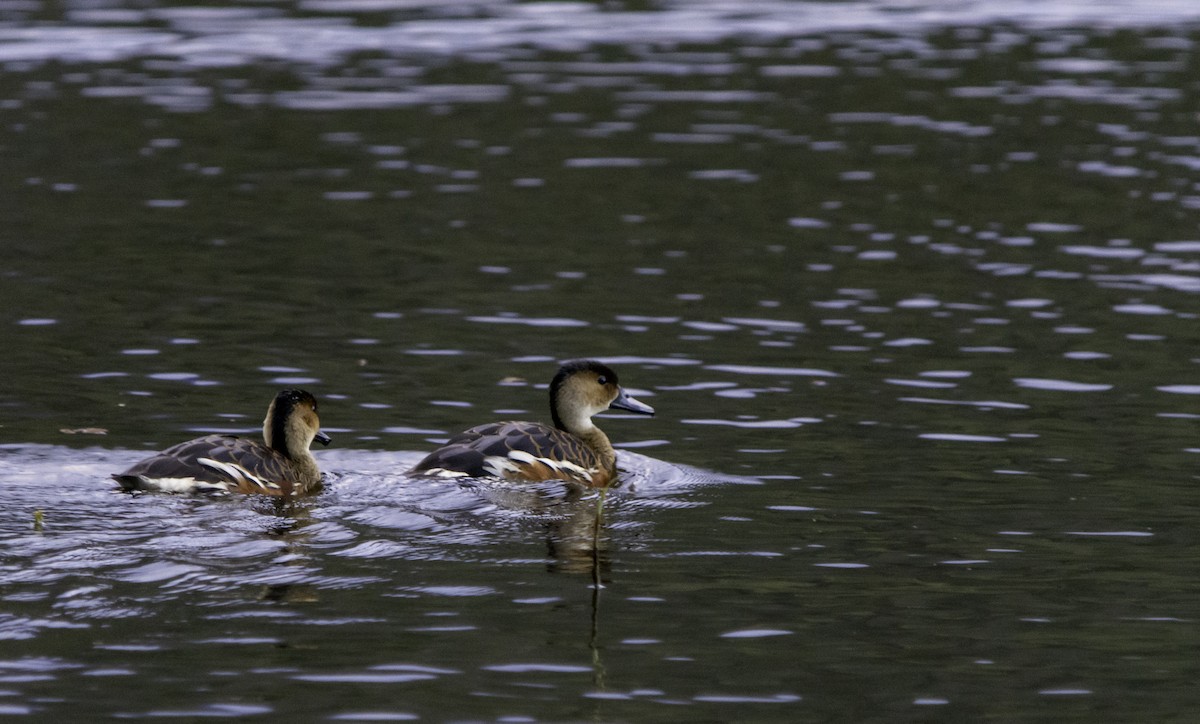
[[112, 388, 331, 495], [409, 359, 654, 487]]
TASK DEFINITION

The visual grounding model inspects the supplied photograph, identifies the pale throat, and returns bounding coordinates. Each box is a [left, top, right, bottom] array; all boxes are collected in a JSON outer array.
[[570, 410, 612, 454], [560, 408, 597, 435]]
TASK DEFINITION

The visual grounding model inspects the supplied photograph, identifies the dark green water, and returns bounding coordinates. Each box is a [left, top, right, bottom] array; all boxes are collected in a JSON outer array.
[[4, 1, 1200, 720]]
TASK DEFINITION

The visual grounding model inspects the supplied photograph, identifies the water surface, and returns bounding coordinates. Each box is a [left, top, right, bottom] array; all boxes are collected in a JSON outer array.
[[4, 0, 1200, 720]]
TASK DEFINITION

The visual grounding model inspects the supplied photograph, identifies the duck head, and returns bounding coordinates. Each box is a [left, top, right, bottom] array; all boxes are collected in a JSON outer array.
[[264, 388, 332, 457], [550, 360, 654, 433]]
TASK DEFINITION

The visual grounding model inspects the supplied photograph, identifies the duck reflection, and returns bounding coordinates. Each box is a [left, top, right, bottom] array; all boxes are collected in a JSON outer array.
[[467, 476, 617, 578], [543, 488, 612, 579], [246, 493, 324, 604], [529, 483, 616, 691]]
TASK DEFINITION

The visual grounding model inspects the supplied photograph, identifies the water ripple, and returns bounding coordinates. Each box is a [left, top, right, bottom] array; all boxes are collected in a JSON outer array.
[[113, 561, 204, 584], [719, 628, 792, 639], [919, 434, 1008, 443], [704, 364, 838, 377], [266, 86, 508, 110], [466, 315, 588, 327], [681, 418, 815, 430], [293, 672, 438, 684], [1158, 385, 1200, 394], [901, 397, 1030, 410], [9, 2, 1197, 75], [1013, 378, 1113, 392], [694, 693, 802, 703], [484, 663, 593, 673]]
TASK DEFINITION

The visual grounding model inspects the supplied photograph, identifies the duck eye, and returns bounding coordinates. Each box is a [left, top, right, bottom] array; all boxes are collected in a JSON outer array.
[[597, 376, 608, 385]]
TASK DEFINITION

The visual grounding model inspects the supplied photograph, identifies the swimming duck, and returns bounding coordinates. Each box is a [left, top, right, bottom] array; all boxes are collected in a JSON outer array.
[[112, 388, 331, 495], [409, 359, 654, 486]]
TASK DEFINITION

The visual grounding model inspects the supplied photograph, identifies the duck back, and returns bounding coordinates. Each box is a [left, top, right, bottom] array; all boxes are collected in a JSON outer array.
[[411, 421, 608, 485], [113, 434, 315, 495]]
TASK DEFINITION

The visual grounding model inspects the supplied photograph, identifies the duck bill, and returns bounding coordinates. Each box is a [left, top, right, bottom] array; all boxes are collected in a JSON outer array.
[[610, 388, 655, 416], [314, 430, 333, 447]]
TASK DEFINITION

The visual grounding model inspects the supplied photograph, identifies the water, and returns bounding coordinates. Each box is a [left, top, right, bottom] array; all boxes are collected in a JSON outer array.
[[4, 0, 1200, 719]]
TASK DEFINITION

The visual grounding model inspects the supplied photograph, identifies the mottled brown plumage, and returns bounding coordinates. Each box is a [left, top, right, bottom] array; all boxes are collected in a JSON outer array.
[[410, 360, 654, 486], [112, 389, 331, 495]]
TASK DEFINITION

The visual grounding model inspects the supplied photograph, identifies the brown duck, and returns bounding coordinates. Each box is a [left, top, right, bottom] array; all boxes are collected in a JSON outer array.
[[409, 360, 654, 487], [113, 388, 331, 495]]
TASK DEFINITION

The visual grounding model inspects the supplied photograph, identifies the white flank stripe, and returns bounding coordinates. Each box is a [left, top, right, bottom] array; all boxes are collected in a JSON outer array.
[[556, 460, 595, 478], [506, 450, 541, 465], [482, 456, 524, 478], [198, 458, 280, 491], [139, 476, 228, 494], [493, 450, 596, 481], [422, 468, 471, 478]]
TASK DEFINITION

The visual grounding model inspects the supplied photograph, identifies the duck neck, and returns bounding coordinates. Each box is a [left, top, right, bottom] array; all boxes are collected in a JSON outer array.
[[289, 450, 321, 490], [577, 426, 617, 473], [285, 436, 321, 492], [557, 414, 616, 473]]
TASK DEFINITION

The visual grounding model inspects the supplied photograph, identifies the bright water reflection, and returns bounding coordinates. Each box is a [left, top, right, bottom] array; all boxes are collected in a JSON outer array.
[[4, 0, 1200, 720]]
